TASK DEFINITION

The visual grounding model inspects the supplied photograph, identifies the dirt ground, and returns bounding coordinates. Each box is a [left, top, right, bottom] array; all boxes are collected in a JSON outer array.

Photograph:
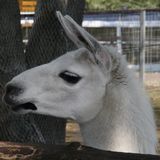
[[145, 72, 160, 88]]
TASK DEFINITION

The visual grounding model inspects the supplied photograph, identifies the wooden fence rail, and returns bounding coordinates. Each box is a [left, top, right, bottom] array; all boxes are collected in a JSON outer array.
[[0, 141, 159, 160]]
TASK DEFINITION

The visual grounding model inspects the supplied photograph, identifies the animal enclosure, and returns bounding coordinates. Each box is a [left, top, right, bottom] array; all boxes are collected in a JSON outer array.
[[83, 10, 160, 66]]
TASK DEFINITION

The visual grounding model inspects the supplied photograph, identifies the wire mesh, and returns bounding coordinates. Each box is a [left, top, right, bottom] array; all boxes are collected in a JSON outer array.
[[83, 10, 160, 89], [0, 0, 85, 144]]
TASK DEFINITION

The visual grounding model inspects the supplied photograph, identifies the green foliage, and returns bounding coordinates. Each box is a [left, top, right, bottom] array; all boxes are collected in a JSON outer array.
[[85, 0, 160, 11]]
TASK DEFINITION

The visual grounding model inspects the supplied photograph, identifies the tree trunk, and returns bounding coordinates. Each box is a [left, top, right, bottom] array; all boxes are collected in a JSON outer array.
[[24, 0, 85, 144]]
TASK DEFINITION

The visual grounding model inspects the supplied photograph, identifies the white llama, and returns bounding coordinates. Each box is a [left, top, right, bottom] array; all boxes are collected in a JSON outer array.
[[3, 11, 157, 154]]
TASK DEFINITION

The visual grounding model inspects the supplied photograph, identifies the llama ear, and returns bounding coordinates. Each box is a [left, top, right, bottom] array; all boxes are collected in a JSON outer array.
[[56, 11, 112, 72], [56, 11, 97, 52]]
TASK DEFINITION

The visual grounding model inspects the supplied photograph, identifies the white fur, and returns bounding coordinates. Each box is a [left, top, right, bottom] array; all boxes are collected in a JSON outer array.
[[5, 12, 157, 154]]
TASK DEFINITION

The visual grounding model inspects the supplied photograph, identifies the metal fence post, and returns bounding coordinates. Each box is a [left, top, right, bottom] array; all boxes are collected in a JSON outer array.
[[139, 10, 146, 83], [117, 14, 122, 55], [117, 26, 122, 54]]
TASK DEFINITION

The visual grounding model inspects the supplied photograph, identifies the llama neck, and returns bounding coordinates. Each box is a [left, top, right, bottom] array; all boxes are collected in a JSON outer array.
[[79, 72, 157, 154]]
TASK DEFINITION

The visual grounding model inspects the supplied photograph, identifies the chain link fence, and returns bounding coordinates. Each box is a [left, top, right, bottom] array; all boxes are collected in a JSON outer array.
[[0, 0, 85, 144]]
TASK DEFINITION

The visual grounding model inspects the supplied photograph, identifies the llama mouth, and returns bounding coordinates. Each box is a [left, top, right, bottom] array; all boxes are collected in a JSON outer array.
[[12, 102, 37, 112]]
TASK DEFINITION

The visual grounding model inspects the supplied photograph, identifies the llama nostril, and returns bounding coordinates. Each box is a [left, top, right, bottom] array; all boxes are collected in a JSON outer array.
[[3, 84, 23, 105], [6, 84, 23, 96]]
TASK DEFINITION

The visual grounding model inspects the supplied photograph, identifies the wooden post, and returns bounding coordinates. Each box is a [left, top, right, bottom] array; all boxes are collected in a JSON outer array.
[[139, 10, 146, 83]]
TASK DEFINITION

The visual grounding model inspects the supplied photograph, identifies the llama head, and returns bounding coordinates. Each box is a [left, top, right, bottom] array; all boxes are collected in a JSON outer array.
[[3, 11, 113, 123]]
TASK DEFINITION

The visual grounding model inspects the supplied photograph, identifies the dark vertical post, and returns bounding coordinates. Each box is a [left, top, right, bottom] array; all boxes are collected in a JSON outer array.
[[0, 0, 25, 84], [0, 0, 45, 143]]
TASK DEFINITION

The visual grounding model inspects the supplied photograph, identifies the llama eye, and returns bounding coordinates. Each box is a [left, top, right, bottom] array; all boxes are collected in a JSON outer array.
[[59, 71, 82, 84]]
